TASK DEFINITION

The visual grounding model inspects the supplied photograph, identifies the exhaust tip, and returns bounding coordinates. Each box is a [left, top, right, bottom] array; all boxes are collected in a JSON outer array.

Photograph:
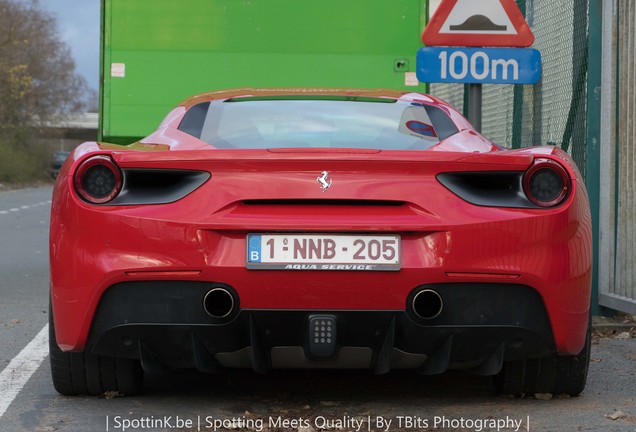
[[203, 287, 236, 319], [412, 289, 444, 320]]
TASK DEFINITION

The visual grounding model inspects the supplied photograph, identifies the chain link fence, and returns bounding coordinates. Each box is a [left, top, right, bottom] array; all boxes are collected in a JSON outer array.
[[429, 0, 589, 179]]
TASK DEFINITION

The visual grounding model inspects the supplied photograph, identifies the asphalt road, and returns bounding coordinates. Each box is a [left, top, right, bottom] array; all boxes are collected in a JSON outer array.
[[0, 185, 635, 432]]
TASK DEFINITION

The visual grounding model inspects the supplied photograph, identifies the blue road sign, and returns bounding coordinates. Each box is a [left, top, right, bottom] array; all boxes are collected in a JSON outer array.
[[417, 47, 541, 85]]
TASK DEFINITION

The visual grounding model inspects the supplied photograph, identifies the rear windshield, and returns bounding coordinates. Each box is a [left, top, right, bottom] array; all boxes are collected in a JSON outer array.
[[178, 97, 459, 150]]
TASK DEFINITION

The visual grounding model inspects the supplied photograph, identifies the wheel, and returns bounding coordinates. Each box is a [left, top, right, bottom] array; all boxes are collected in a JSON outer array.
[[49, 303, 143, 396], [494, 322, 591, 397]]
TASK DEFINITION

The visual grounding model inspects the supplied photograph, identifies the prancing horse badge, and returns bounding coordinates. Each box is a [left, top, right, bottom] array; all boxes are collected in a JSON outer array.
[[316, 171, 333, 192]]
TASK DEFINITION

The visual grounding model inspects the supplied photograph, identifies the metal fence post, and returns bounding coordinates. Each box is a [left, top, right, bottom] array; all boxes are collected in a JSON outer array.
[[511, 0, 527, 149], [587, 0, 603, 315]]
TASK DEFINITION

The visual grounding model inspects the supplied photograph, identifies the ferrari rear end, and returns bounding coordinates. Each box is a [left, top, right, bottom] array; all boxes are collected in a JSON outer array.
[[49, 90, 592, 397]]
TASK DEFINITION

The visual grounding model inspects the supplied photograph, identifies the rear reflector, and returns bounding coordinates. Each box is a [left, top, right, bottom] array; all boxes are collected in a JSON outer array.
[[125, 270, 202, 277]]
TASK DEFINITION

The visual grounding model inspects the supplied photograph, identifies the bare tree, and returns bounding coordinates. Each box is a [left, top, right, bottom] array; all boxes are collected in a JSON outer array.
[[0, 0, 90, 132], [0, 0, 91, 183]]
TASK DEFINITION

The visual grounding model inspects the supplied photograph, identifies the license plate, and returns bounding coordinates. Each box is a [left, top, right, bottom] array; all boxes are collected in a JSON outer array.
[[247, 234, 401, 271]]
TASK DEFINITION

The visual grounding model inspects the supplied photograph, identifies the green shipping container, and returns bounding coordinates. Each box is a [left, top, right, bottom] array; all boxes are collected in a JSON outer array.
[[100, 0, 428, 144]]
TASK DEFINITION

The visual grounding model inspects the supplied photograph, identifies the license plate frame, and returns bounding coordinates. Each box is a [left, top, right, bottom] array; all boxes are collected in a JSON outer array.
[[246, 233, 401, 271]]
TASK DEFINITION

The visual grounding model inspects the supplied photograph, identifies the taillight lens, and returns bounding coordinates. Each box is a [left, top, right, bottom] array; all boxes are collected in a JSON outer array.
[[74, 155, 123, 204], [523, 159, 570, 207]]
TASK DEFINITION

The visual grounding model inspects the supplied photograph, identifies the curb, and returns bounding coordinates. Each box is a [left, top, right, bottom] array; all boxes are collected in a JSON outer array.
[[592, 315, 636, 333]]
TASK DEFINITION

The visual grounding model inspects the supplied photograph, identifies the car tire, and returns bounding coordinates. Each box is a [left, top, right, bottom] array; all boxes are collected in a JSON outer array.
[[49, 304, 143, 396], [493, 321, 591, 397]]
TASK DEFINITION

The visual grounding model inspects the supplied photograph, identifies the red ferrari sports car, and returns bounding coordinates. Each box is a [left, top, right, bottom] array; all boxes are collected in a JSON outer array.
[[49, 89, 592, 397]]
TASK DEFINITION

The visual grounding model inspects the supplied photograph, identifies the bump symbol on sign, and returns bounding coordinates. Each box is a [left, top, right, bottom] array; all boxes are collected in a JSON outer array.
[[450, 15, 507, 32], [440, 0, 516, 35]]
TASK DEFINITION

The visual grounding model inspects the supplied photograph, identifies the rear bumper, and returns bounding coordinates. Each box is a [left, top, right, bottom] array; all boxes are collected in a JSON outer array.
[[85, 281, 556, 375], [50, 217, 591, 357]]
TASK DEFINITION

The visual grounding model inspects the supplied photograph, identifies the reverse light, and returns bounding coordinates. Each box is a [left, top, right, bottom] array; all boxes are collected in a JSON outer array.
[[74, 155, 123, 204], [523, 159, 570, 207]]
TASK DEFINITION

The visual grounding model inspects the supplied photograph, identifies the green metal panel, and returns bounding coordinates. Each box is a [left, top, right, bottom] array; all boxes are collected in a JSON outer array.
[[100, 0, 427, 143]]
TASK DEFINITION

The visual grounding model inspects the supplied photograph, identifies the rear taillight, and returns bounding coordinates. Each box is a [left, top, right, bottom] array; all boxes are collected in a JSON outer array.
[[523, 159, 570, 207], [74, 155, 123, 204]]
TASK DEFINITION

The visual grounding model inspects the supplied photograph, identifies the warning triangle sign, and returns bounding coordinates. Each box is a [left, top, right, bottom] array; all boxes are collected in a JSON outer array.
[[422, 0, 535, 47]]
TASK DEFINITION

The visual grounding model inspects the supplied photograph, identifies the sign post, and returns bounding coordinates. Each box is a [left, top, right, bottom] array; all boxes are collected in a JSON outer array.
[[468, 83, 482, 133], [418, 0, 541, 132]]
